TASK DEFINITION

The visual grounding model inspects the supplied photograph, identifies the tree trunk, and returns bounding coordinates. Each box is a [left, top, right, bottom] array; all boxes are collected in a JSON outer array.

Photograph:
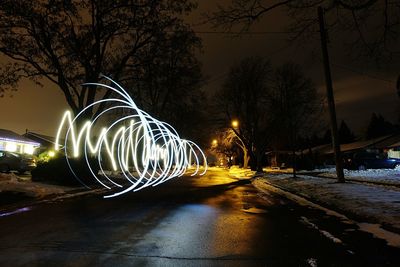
[[243, 149, 250, 169], [256, 150, 263, 172], [292, 148, 297, 178], [249, 152, 257, 171]]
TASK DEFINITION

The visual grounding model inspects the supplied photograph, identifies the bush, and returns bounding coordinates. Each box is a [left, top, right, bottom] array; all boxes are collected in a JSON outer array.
[[31, 157, 100, 186]]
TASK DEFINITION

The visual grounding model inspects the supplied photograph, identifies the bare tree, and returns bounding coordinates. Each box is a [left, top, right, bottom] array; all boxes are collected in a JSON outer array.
[[207, 0, 400, 60], [270, 62, 321, 177], [218, 56, 273, 171], [128, 27, 205, 137], [210, 129, 238, 167], [211, 128, 250, 168], [229, 128, 250, 169], [209, 0, 393, 182], [0, 0, 200, 120]]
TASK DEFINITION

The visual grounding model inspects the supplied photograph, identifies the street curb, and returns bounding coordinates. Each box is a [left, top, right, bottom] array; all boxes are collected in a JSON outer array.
[[251, 175, 400, 235]]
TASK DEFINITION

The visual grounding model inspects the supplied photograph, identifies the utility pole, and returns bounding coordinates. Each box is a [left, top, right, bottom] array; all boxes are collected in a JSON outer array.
[[318, 7, 345, 183]]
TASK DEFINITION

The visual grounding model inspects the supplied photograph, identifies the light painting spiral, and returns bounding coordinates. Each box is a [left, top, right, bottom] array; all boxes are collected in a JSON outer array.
[[55, 77, 207, 198]]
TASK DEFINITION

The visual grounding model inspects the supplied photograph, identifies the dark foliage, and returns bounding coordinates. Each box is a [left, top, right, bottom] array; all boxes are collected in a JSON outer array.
[[32, 157, 100, 187], [0, 0, 202, 124], [208, 0, 400, 62], [218, 56, 273, 171], [366, 113, 396, 139], [338, 120, 355, 144], [218, 57, 320, 171]]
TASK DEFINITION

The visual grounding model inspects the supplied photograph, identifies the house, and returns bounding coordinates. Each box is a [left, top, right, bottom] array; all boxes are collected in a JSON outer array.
[[373, 134, 400, 159], [267, 134, 400, 170], [23, 131, 59, 153], [23, 131, 68, 160], [0, 129, 40, 155], [387, 142, 400, 159], [303, 134, 400, 168]]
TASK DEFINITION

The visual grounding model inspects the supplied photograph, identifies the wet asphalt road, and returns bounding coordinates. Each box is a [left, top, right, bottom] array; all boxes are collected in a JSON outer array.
[[0, 168, 399, 266]]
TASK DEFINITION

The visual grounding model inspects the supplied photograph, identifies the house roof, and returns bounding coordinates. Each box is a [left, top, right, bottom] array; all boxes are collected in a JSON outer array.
[[335, 135, 391, 154], [303, 135, 396, 155], [309, 143, 332, 154], [372, 134, 400, 149], [23, 131, 63, 147], [388, 141, 400, 148], [0, 129, 40, 146]]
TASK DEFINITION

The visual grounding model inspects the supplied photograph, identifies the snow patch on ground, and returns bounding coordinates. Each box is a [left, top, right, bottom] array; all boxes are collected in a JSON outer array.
[[0, 173, 69, 198], [253, 178, 353, 223], [254, 174, 400, 248], [306, 258, 318, 267], [228, 166, 255, 178], [358, 223, 400, 248], [300, 216, 343, 244], [317, 168, 400, 185], [0, 173, 20, 182]]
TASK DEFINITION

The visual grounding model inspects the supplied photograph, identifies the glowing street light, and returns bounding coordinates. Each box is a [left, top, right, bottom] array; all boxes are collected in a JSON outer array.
[[212, 139, 218, 146], [231, 120, 239, 128]]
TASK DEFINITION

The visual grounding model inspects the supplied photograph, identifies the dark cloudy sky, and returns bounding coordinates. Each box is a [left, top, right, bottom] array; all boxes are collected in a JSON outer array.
[[0, 1, 398, 137]]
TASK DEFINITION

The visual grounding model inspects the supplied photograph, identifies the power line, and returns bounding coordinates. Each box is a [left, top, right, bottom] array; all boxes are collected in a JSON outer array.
[[192, 30, 294, 35]]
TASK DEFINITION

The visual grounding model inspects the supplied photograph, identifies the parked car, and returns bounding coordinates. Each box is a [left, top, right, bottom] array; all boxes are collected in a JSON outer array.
[[0, 151, 36, 174], [343, 151, 400, 170]]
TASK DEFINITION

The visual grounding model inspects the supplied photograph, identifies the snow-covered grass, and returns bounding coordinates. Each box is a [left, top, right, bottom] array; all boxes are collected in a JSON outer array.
[[0, 172, 69, 198], [228, 165, 255, 178], [263, 167, 294, 173], [316, 168, 400, 185], [255, 174, 400, 234]]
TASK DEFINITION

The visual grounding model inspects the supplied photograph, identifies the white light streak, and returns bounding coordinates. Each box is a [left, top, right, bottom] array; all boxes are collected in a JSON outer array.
[[55, 77, 207, 198]]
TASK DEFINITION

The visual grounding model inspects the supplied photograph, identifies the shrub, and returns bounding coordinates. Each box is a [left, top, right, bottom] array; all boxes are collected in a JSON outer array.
[[32, 157, 100, 186]]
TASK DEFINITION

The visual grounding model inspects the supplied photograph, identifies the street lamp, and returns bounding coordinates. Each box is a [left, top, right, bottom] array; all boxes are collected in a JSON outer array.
[[230, 119, 249, 168], [231, 120, 239, 128], [212, 139, 218, 146]]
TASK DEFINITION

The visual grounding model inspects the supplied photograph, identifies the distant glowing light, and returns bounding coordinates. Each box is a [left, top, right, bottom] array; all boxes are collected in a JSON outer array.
[[48, 150, 55, 157], [231, 120, 239, 128], [55, 76, 207, 198]]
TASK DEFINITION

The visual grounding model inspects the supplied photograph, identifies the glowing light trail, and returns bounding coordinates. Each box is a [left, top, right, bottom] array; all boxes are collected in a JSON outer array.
[[55, 77, 207, 198]]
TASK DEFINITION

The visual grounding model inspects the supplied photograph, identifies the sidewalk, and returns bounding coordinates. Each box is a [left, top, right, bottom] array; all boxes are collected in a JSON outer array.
[[253, 173, 400, 246]]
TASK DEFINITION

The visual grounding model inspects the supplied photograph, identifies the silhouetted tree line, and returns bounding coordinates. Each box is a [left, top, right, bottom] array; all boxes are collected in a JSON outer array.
[[297, 114, 399, 150], [366, 113, 399, 139], [216, 57, 321, 172], [208, 0, 400, 181], [0, 0, 209, 145]]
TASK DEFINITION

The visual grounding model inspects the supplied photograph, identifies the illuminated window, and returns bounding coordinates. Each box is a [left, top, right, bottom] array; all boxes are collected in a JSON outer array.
[[5, 142, 17, 152], [24, 145, 35, 155]]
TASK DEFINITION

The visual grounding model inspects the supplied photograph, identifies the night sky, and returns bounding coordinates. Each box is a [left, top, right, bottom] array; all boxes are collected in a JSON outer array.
[[0, 1, 398, 137]]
